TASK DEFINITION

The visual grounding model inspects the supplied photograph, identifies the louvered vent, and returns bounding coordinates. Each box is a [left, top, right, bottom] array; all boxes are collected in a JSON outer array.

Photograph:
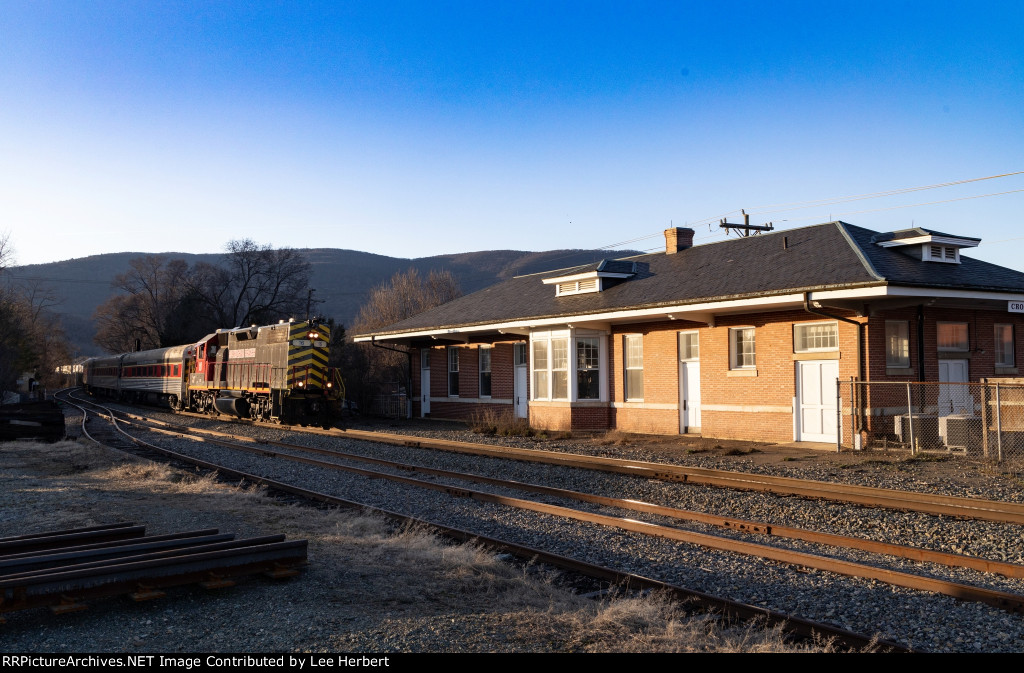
[[925, 245, 959, 263], [556, 279, 601, 296]]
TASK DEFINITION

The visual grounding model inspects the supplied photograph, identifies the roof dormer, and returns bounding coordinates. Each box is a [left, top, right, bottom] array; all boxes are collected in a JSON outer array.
[[542, 259, 637, 296], [871, 228, 980, 264]]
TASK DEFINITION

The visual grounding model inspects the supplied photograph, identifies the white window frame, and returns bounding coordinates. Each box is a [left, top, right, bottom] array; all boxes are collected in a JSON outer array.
[[995, 324, 1015, 367], [885, 321, 911, 368], [793, 321, 838, 353], [478, 346, 492, 398], [679, 331, 699, 361], [576, 336, 601, 400], [937, 322, 969, 352], [447, 347, 460, 397], [729, 327, 756, 369], [531, 331, 606, 402], [624, 334, 644, 401], [531, 338, 551, 401]]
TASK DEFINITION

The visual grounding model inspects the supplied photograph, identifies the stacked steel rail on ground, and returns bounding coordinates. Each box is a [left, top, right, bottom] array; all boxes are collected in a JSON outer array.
[[0, 523, 307, 620]]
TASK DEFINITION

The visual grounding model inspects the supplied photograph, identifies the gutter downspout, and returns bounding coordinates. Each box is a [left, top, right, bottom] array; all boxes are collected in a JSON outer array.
[[370, 336, 413, 419], [803, 292, 865, 450]]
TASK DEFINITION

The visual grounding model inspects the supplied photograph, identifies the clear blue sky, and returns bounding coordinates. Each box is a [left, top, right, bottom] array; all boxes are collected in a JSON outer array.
[[2, 2, 1022, 268]]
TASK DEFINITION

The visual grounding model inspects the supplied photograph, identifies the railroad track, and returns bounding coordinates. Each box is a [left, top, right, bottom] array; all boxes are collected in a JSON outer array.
[[72, 399, 1024, 612], [156, 401, 1024, 526], [58, 389, 907, 651]]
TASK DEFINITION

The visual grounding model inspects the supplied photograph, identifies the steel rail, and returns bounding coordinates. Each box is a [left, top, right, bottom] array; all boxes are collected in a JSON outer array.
[[0, 523, 139, 544], [325, 427, 1024, 524], [0, 526, 146, 557], [85, 434, 901, 651], [0, 541, 308, 614], [121, 413, 1024, 580], [64, 392, 902, 650], [102, 409, 1024, 614], [83, 390, 1024, 523], [0, 535, 289, 582], [0, 533, 239, 575], [0, 530, 221, 561]]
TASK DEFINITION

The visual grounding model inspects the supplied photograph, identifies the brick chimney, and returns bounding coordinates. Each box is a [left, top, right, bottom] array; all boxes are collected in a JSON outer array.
[[664, 227, 695, 254]]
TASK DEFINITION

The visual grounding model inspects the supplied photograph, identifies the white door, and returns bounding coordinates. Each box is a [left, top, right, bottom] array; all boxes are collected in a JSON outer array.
[[938, 360, 971, 415], [420, 350, 430, 417], [796, 360, 839, 442], [514, 343, 528, 418], [678, 332, 700, 432]]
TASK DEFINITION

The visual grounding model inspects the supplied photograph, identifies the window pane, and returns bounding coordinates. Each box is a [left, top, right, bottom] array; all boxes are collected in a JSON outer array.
[[479, 348, 492, 396], [448, 348, 459, 396], [886, 321, 910, 367], [732, 328, 755, 368], [551, 338, 568, 370], [626, 369, 644, 400], [532, 340, 548, 369], [680, 332, 699, 360], [577, 369, 599, 399], [533, 370, 548, 399], [625, 335, 643, 400], [576, 337, 599, 370], [552, 371, 568, 399], [795, 323, 837, 351], [996, 325, 1015, 367], [577, 337, 600, 399], [938, 323, 968, 350]]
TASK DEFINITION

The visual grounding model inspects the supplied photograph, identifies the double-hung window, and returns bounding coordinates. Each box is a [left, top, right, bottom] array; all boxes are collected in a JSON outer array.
[[532, 337, 569, 400], [532, 340, 550, 400], [576, 337, 600, 399], [624, 335, 644, 400], [885, 321, 911, 368], [447, 347, 459, 396], [479, 347, 492, 397], [730, 328, 756, 369], [996, 324, 1015, 367]]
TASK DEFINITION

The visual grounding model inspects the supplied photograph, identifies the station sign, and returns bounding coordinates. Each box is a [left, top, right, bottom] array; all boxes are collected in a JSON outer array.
[[1010, 301, 1024, 313]]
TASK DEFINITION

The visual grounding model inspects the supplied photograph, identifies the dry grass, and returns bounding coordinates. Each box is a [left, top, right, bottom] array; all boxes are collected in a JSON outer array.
[[0, 438, 831, 652], [468, 408, 537, 437]]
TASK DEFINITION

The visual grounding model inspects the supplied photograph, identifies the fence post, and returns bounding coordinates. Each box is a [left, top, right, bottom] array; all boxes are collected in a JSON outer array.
[[996, 382, 1003, 462], [850, 378, 857, 451], [836, 378, 841, 453], [906, 382, 915, 455]]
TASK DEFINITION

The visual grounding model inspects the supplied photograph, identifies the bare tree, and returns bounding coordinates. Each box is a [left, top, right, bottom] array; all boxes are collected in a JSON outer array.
[[190, 240, 311, 328], [92, 256, 197, 353], [349, 268, 462, 409], [353, 268, 462, 333]]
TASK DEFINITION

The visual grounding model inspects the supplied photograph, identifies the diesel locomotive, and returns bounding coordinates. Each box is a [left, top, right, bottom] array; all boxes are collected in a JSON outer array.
[[82, 318, 344, 426]]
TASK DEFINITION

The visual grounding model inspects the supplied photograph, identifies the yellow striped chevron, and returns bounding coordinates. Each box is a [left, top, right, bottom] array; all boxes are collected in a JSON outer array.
[[288, 321, 331, 389]]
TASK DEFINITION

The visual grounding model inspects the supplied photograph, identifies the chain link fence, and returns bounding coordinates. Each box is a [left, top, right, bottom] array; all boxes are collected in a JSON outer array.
[[848, 379, 1024, 461]]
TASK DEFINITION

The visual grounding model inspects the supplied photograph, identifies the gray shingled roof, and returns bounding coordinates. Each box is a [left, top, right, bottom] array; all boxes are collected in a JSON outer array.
[[357, 221, 1024, 337]]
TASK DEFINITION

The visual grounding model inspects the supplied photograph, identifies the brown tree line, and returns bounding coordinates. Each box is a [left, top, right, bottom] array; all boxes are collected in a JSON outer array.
[[93, 239, 313, 353], [0, 233, 71, 396], [339, 268, 461, 408]]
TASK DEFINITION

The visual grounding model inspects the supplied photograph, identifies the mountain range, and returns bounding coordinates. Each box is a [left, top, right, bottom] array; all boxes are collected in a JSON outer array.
[[8, 247, 640, 357]]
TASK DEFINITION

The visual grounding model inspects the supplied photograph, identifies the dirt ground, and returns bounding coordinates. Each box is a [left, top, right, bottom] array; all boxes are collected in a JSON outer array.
[[0, 438, 819, 653]]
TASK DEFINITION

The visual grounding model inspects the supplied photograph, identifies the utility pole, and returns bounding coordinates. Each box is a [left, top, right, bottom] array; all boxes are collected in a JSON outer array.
[[720, 210, 774, 237]]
